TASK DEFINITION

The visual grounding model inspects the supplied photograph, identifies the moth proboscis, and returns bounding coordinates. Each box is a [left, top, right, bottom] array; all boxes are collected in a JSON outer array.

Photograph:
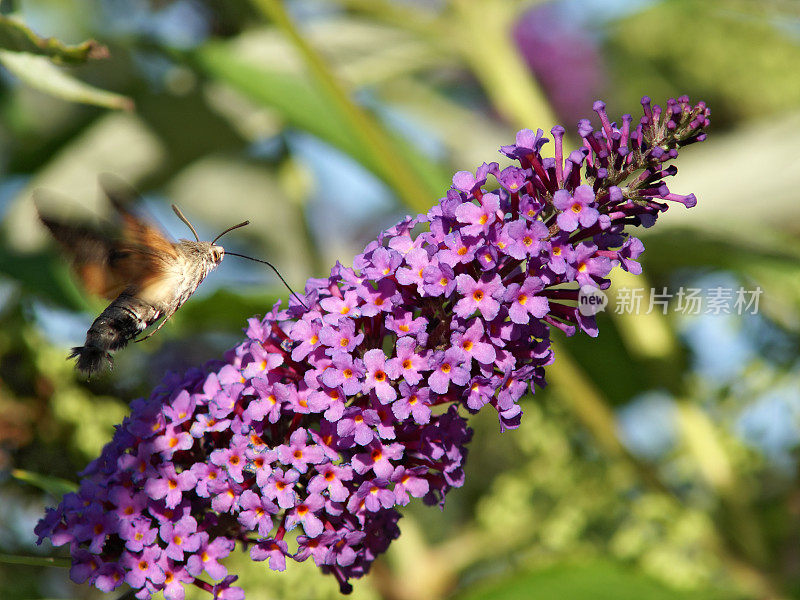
[[35, 174, 302, 377]]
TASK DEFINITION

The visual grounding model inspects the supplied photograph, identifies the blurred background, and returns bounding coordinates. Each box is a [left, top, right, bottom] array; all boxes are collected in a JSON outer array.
[[1, 0, 799, 598]]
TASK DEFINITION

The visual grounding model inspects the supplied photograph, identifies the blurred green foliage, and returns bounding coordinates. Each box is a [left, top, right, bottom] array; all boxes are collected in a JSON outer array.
[[1, 1, 800, 599]]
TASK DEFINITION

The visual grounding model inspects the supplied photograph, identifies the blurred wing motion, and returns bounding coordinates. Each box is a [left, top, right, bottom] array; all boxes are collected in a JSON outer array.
[[35, 176, 187, 376]]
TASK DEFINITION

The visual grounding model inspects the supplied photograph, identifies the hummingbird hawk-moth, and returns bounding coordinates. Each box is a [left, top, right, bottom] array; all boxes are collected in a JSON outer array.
[[36, 175, 251, 376]]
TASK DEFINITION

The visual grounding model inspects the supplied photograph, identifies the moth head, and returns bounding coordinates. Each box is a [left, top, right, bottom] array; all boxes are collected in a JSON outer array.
[[170, 203, 249, 266]]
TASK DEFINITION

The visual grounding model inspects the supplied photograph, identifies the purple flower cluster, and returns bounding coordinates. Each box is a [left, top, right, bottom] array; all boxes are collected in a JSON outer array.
[[36, 96, 709, 599]]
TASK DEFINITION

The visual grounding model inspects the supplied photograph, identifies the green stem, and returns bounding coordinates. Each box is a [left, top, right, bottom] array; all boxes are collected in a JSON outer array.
[[251, 0, 436, 214], [0, 553, 70, 568], [449, 0, 557, 131]]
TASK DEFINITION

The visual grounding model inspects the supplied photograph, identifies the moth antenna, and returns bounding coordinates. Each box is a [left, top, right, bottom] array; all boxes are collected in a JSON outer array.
[[171, 204, 200, 242], [224, 252, 308, 309], [213, 221, 250, 244]]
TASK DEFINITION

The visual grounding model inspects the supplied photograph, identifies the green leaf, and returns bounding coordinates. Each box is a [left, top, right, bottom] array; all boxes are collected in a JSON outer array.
[[454, 562, 721, 600], [0, 15, 108, 64], [0, 49, 133, 110], [11, 469, 78, 497], [172, 288, 283, 333], [194, 41, 449, 210], [0, 248, 90, 311]]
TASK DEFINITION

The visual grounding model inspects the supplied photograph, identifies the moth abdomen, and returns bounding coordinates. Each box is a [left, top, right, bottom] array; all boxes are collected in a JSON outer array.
[[72, 296, 158, 375], [69, 345, 112, 375]]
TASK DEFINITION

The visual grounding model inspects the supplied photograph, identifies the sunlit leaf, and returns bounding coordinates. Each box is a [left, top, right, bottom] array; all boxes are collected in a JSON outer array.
[[11, 469, 77, 497], [0, 15, 108, 64], [607, 0, 800, 123], [0, 50, 133, 110]]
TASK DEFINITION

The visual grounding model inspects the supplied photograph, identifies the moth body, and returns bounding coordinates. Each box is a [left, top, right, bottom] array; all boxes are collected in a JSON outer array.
[[69, 240, 225, 374], [36, 175, 245, 376]]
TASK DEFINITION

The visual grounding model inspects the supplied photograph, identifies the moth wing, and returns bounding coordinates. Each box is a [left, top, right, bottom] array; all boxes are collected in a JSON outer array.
[[35, 179, 179, 301], [98, 173, 179, 262]]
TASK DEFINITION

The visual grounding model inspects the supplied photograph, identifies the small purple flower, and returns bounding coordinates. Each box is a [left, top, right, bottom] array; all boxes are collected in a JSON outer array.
[[363, 349, 400, 404], [390, 336, 427, 385], [308, 463, 353, 503], [505, 279, 549, 324], [395, 248, 431, 291], [320, 353, 364, 396], [325, 530, 365, 567], [160, 558, 194, 600], [319, 290, 361, 323], [455, 192, 501, 236], [212, 576, 245, 600], [69, 548, 102, 584], [391, 466, 430, 505], [286, 493, 325, 537], [95, 562, 125, 593], [245, 378, 283, 424], [454, 273, 504, 320], [153, 424, 194, 457], [159, 516, 201, 561], [296, 532, 335, 566], [386, 310, 428, 339], [451, 319, 496, 365], [319, 318, 364, 357], [262, 468, 300, 509], [422, 261, 456, 298], [276, 428, 325, 473], [237, 489, 277, 536], [337, 407, 380, 446], [119, 517, 158, 553], [572, 243, 612, 287], [186, 533, 234, 580], [289, 318, 321, 361], [250, 539, 289, 572], [162, 390, 195, 426], [240, 342, 283, 379], [554, 185, 599, 231], [358, 279, 400, 317], [437, 231, 478, 267], [190, 463, 227, 498], [464, 377, 494, 410], [496, 165, 527, 192], [121, 546, 165, 589], [347, 480, 395, 513], [393, 384, 431, 424], [210, 439, 247, 483], [360, 247, 402, 281], [144, 464, 197, 509], [428, 348, 470, 394], [353, 441, 404, 479]]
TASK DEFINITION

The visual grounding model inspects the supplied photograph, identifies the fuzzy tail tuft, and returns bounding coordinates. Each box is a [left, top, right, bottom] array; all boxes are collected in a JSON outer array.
[[68, 346, 113, 376]]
